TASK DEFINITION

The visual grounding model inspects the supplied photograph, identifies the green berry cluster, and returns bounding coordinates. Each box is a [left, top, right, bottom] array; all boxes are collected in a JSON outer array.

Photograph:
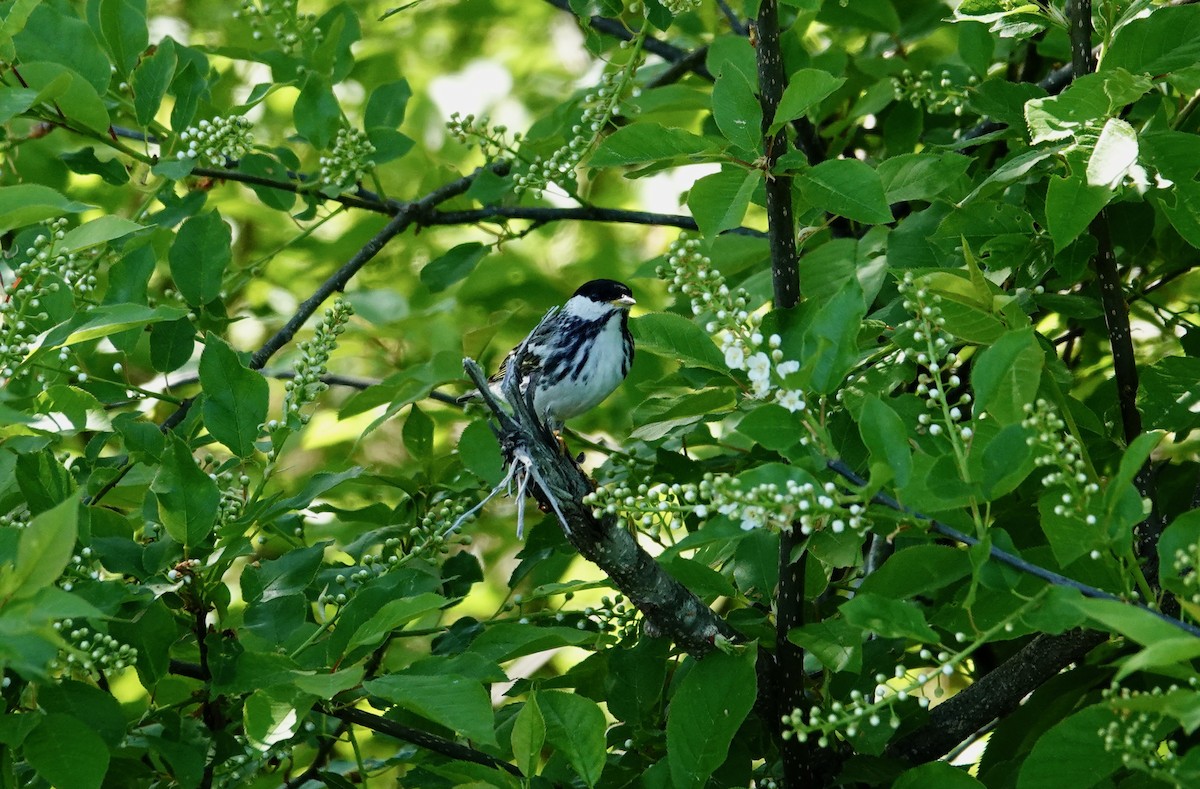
[[515, 36, 645, 197], [318, 127, 376, 194], [446, 112, 519, 162], [177, 116, 254, 166], [270, 298, 353, 434], [664, 0, 702, 14], [1022, 399, 1101, 540], [583, 594, 639, 640], [51, 620, 138, 677], [1100, 684, 1185, 783], [233, 0, 322, 52], [584, 473, 868, 535], [1, 220, 84, 382], [891, 69, 978, 116]]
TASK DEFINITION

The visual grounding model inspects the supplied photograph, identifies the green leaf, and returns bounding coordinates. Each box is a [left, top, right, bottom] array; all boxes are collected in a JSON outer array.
[[16, 62, 110, 133], [199, 333, 269, 458], [630, 312, 727, 372], [465, 623, 593, 663], [402, 403, 434, 458], [132, 38, 176, 127], [858, 395, 912, 487], [816, 0, 899, 33], [789, 618, 863, 673], [0, 495, 78, 601], [238, 153, 297, 211], [895, 762, 984, 789], [1086, 117, 1139, 188], [798, 159, 893, 224], [0, 0, 40, 62], [1103, 5, 1200, 76], [540, 691, 607, 787], [589, 123, 721, 168], [59, 216, 144, 255], [1044, 174, 1112, 253], [14, 3, 110, 94], [39, 304, 188, 351], [421, 242, 488, 293], [666, 648, 757, 789], [244, 687, 313, 750], [295, 76, 341, 149], [345, 593, 448, 652], [712, 65, 762, 152], [365, 674, 497, 746], [511, 693, 546, 780], [169, 211, 231, 307], [971, 329, 1044, 424], [364, 79, 412, 130], [687, 168, 759, 239], [0, 184, 89, 235], [0, 85, 38, 123], [23, 713, 109, 789], [98, 0, 147, 77], [61, 147, 130, 186], [1016, 705, 1123, 789], [38, 680, 127, 748], [1158, 510, 1200, 599], [858, 545, 972, 599], [840, 593, 937, 641], [152, 436, 219, 548], [770, 69, 846, 133], [877, 152, 971, 203], [980, 423, 1035, 499], [149, 317, 196, 372]]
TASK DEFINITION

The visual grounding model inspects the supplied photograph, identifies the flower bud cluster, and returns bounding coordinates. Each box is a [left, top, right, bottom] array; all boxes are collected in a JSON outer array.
[[664, 0, 702, 13], [896, 272, 973, 443], [446, 112, 519, 163], [891, 69, 978, 116], [1100, 684, 1183, 781], [584, 473, 869, 535], [583, 594, 639, 640], [271, 298, 353, 433], [176, 116, 254, 166], [319, 127, 376, 194], [318, 501, 473, 608], [166, 558, 202, 584], [62, 546, 101, 590], [515, 38, 644, 197], [1, 219, 85, 382], [50, 620, 138, 677], [234, 0, 322, 52], [213, 469, 251, 526], [1022, 399, 1100, 530], [660, 235, 807, 411], [783, 650, 963, 747], [1171, 541, 1200, 606], [0, 509, 29, 529]]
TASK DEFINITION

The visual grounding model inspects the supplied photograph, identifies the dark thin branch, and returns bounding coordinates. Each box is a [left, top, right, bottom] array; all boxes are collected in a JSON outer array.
[[826, 459, 1200, 639], [753, 3, 814, 785], [716, 0, 749, 35], [318, 704, 523, 778], [248, 163, 506, 371], [427, 206, 766, 237], [168, 660, 520, 777], [543, 0, 713, 80], [462, 358, 740, 656]]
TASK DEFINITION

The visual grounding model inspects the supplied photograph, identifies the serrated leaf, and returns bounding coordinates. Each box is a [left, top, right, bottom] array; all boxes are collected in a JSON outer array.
[[152, 436, 219, 547], [798, 159, 893, 224], [666, 648, 757, 789], [712, 65, 761, 152], [169, 211, 231, 307], [687, 168, 759, 239], [1086, 117, 1139, 188], [858, 395, 911, 487], [1045, 174, 1112, 253], [0, 184, 89, 235], [199, 334, 268, 457], [1103, 4, 1200, 76], [540, 691, 607, 787], [39, 303, 188, 351], [345, 593, 448, 652], [630, 312, 727, 372], [841, 593, 938, 641], [132, 38, 175, 126], [770, 69, 845, 133], [589, 123, 722, 168], [58, 216, 144, 255], [99, 0, 147, 77], [24, 714, 108, 789], [421, 242, 487, 293], [512, 693, 546, 779], [0, 495, 78, 601], [971, 329, 1044, 424], [365, 674, 497, 746]]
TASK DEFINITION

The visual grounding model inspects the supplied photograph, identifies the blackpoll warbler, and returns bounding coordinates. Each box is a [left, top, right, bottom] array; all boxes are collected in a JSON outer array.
[[460, 279, 636, 428]]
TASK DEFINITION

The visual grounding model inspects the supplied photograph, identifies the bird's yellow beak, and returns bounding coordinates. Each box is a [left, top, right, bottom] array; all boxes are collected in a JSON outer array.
[[612, 295, 636, 309]]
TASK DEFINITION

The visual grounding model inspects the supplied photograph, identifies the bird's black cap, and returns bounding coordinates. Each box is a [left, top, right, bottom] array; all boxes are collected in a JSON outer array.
[[574, 279, 634, 303]]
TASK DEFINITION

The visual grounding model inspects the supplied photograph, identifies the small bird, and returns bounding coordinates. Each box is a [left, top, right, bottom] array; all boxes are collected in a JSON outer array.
[[460, 279, 636, 429]]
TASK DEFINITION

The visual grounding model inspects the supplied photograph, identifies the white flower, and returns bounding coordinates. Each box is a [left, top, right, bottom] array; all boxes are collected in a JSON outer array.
[[752, 378, 772, 398], [778, 389, 806, 413], [776, 359, 800, 377], [724, 343, 746, 370], [747, 352, 771, 383]]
